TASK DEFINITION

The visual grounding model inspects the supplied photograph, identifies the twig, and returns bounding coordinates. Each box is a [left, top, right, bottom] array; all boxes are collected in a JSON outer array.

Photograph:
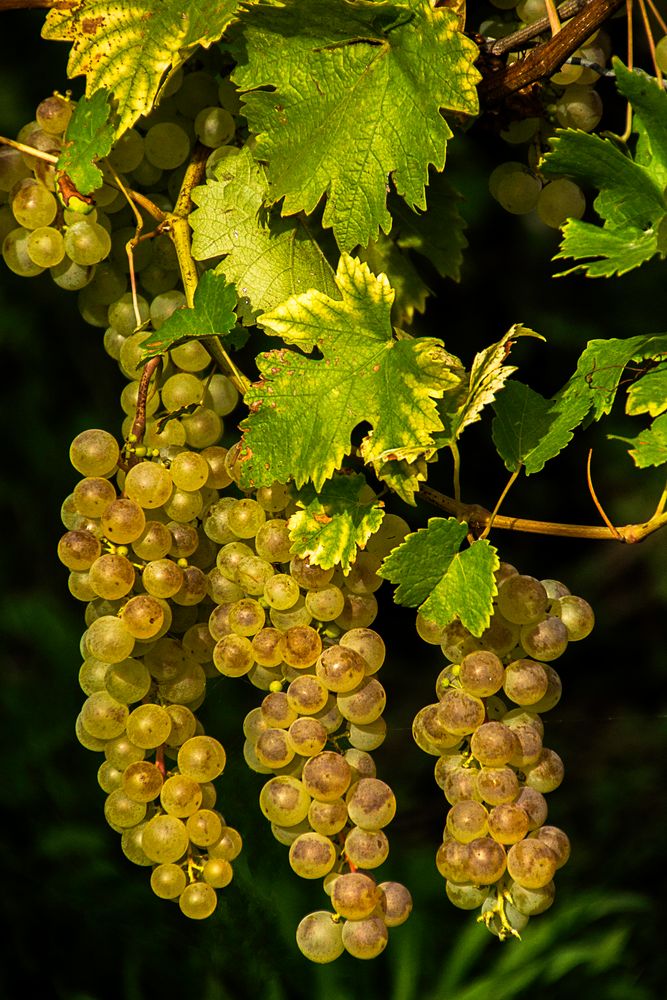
[[129, 356, 162, 447], [418, 483, 667, 543], [586, 449, 622, 539], [479, 0, 626, 105], [484, 0, 589, 57]]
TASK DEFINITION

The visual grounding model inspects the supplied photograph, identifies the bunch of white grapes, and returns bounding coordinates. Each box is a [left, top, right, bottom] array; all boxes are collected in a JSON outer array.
[[413, 562, 594, 939]]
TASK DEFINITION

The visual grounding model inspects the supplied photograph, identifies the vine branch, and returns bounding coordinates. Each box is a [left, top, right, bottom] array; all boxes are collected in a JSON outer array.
[[478, 0, 626, 105], [418, 483, 667, 543]]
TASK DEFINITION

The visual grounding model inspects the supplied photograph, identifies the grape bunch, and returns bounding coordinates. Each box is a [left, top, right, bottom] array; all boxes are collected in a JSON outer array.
[[60, 427, 243, 919], [413, 562, 594, 939], [208, 506, 414, 961]]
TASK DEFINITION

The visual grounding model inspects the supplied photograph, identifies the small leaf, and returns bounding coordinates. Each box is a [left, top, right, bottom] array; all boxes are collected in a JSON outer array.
[[288, 473, 385, 572], [625, 361, 667, 417], [420, 539, 498, 635], [379, 518, 498, 634], [390, 173, 468, 281], [563, 334, 667, 420], [610, 413, 667, 468], [56, 89, 116, 197], [379, 517, 468, 605], [140, 271, 238, 357]]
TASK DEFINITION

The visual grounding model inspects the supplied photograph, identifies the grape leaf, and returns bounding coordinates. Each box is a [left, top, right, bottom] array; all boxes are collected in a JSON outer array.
[[625, 362, 667, 418], [357, 233, 430, 327], [438, 325, 542, 445], [190, 147, 337, 324], [492, 380, 591, 475], [379, 517, 498, 634], [43, 0, 241, 135], [236, 254, 461, 490], [231, 0, 479, 250], [288, 473, 385, 572], [56, 89, 116, 198], [389, 174, 468, 281], [542, 61, 667, 277], [610, 413, 667, 468], [561, 335, 667, 420], [140, 271, 239, 357], [370, 453, 430, 505]]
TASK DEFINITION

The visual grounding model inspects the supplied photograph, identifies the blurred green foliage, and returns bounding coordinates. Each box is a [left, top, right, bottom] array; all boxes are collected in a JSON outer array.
[[0, 9, 665, 1000]]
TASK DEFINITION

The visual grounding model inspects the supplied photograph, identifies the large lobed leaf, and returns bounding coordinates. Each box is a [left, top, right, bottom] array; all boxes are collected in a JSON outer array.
[[231, 0, 479, 251], [542, 61, 667, 277], [379, 517, 498, 634], [236, 254, 461, 490], [190, 147, 337, 324], [43, 0, 241, 135], [288, 473, 384, 572]]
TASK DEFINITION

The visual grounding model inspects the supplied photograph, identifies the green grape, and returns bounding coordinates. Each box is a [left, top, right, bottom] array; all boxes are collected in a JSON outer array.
[[337, 678, 386, 725], [101, 497, 146, 543], [331, 872, 380, 920], [175, 71, 219, 117], [503, 658, 549, 705], [143, 559, 184, 598], [283, 625, 322, 669], [88, 553, 135, 599], [170, 339, 211, 373], [290, 555, 334, 590], [316, 645, 367, 693], [151, 863, 187, 900], [437, 689, 486, 736], [86, 615, 135, 663], [108, 292, 150, 336], [51, 256, 95, 290], [531, 825, 570, 868], [307, 796, 347, 835], [3, 226, 45, 276], [165, 704, 197, 746], [520, 616, 569, 661], [150, 288, 186, 329], [261, 691, 296, 729], [305, 585, 345, 621], [287, 674, 329, 715], [459, 650, 505, 698], [295, 911, 344, 964], [488, 802, 530, 844], [107, 127, 144, 171], [344, 826, 389, 869], [467, 837, 507, 884], [76, 712, 108, 751], [657, 35, 667, 73], [105, 656, 152, 702], [144, 122, 191, 169], [104, 789, 147, 829], [142, 813, 190, 863], [517, 0, 546, 21], [236, 555, 275, 596], [194, 106, 236, 147], [104, 734, 145, 769], [264, 573, 300, 610], [470, 722, 518, 767], [126, 702, 173, 749], [252, 628, 286, 668], [12, 177, 57, 228], [124, 462, 173, 508], [79, 655, 109, 695], [122, 760, 164, 802], [255, 518, 293, 562], [552, 594, 595, 640], [378, 881, 412, 927], [160, 774, 203, 817], [26, 225, 65, 267], [335, 591, 378, 630], [97, 759, 123, 792], [346, 778, 396, 830], [186, 808, 223, 847], [555, 84, 603, 131], [259, 775, 311, 826], [446, 881, 488, 910], [213, 633, 254, 677], [255, 728, 295, 769], [537, 178, 586, 229], [446, 800, 489, 843], [476, 766, 520, 806], [0, 146, 30, 191], [269, 597, 312, 631], [208, 825, 243, 861], [339, 627, 385, 674], [289, 832, 336, 879], [70, 429, 119, 477], [497, 575, 549, 624], [64, 220, 112, 265], [302, 751, 352, 802], [523, 747, 564, 792], [415, 613, 444, 644], [348, 717, 387, 751], [178, 735, 226, 782], [341, 915, 388, 960], [73, 476, 116, 518], [202, 858, 233, 888], [111, 225, 154, 272], [507, 838, 557, 888], [344, 748, 377, 781], [57, 529, 101, 571], [490, 164, 541, 215], [81, 690, 129, 739]]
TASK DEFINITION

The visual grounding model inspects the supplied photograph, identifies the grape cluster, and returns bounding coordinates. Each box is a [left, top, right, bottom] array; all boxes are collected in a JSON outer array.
[[479, 0, 614, 226], [413, 562, 594, 939], [209, 509, 414, 961], [61, 428, 243, 919]]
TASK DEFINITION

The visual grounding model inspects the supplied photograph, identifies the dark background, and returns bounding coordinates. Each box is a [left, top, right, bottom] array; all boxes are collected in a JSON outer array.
[[0, 8, 665, 1000]]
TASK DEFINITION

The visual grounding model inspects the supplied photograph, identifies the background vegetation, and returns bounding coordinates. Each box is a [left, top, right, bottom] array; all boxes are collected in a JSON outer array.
[[0, 8, 665, 999]]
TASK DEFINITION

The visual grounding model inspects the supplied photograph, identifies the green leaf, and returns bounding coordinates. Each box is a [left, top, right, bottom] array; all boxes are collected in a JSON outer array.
[[379, 517, 468, 605], [357, 233, 430, 327], [440, 325, 542, 445], [140, 271, 238, 357], [232, 0, 479, 250], [542, 60, 667, 277], [190, 147, 337, 324], [420, 539, 498, 635], [43, 0, 241, 135], [562, 334, 667, 420], [237, 254, 460, 490], [56, 89, 116, 197], [389, 173, 468, 281], [610, 413, 667, 468], [625, 361, 667, 417], [379, 517, 498, 634], [492, 380, 591, 475], [288, 473, 385, 572], [371, 453, 430, 505]]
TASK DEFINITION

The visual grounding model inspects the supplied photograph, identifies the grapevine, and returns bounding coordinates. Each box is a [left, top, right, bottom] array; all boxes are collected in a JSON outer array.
[[1, 0, 666, 987]]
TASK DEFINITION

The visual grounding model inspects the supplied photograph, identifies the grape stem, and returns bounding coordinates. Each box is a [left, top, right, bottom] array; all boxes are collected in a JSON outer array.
[[164, 146, 251, 396], [482, 0, 588, 57], [129, 356, 162, 448], [418, 483, 667, 543], [479, 0, 626, 105]]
